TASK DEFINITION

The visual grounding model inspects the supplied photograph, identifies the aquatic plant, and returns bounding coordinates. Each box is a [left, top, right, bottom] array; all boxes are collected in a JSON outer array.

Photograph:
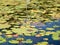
[[45, 31, 51, 35], [25, 39, 33, 43], [0, 0, 60, 45], [36, 41, 48, 45], [46, 28, 55, 30], [52, 32, 60, 40], [11, 27, 38, 36], [9, 40, 19, 44], [0, 36, 6, 43]]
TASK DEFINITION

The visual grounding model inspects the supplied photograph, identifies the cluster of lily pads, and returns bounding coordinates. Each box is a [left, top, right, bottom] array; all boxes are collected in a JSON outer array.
[[0, 36, 33, 44], [0, 0, 60, 45]]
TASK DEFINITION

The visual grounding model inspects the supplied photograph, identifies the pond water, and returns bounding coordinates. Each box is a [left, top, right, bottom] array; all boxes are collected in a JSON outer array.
[[0, 20, 60, 45]]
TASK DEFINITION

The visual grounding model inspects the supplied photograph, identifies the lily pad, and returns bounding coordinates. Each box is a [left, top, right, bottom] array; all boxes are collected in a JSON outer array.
[[46, 28, 55, 30], [0, 36, 6, 43], [9, 40, 19, 44]]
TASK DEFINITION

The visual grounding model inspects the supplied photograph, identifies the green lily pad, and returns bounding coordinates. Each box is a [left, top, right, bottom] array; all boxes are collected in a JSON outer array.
[[46, 28, 55, 30], [52, 32, 59, 40], [9, 40, 19, 44], [0, 36, 6, 43], [25, 39, 33, 43]]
